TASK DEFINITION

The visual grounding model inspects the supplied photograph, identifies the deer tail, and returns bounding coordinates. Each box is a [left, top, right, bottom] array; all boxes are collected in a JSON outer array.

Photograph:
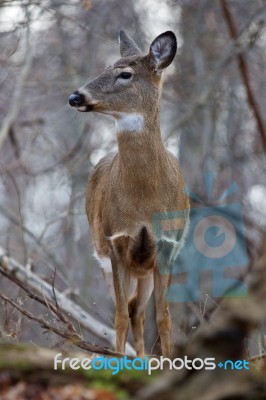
[[130, 226, 154, 264]]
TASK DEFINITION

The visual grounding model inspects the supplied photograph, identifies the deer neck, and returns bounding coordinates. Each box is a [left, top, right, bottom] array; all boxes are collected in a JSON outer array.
[[115, 109, 168, 187]]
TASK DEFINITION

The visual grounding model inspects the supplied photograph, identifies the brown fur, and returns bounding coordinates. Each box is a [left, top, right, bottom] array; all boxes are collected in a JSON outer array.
[[70, 31, 190, 357]]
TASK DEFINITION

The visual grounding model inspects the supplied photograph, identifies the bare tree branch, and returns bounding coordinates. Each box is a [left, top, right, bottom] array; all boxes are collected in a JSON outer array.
[[0, 204, 67, 284], [220, 0, 266, 150], [0, 7, 33, 150], [166, 5, 266, 140], [0, 267, 78, 336], [0, 246, 135, 356], [0, 291, 126, 357]]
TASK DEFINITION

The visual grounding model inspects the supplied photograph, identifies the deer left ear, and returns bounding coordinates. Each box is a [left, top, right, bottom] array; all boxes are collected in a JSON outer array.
[[149, 31, 177, 73]]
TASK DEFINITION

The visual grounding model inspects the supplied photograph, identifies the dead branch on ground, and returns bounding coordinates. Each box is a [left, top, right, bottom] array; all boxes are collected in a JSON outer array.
[[0, 246, 135, 357]]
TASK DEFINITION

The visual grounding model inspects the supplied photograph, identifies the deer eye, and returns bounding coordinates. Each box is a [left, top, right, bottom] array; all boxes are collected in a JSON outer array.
[[117, 72, 132, 80]]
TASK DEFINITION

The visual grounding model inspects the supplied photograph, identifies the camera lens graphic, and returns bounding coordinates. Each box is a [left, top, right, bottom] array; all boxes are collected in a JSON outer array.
[[193, 215, 236, 259]]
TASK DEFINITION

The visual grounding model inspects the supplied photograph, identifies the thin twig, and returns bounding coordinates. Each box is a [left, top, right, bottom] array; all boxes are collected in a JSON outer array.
[[0, 246, 135, 355], [0, 204, 67, 283], [0, 292, 126, 357], [0, 7, 33, 150], [166, 5, 266, 140], [220, 0, 266, 150], [0, 267, 77, 335]]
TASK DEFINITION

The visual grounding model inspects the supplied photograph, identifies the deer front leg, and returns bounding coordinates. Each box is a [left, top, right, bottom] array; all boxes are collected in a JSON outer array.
[[111, 254, 131, 354], [154, 269, 172, 357]]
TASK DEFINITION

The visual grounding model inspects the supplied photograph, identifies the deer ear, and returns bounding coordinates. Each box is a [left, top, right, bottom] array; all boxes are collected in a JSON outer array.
[[119, 30, 142, 57], [149, 31, 177, 73]]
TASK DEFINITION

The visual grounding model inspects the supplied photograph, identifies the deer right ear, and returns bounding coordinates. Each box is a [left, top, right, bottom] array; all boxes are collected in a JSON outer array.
[[119, 30, 142, 57], [149, 31, 177, 73]]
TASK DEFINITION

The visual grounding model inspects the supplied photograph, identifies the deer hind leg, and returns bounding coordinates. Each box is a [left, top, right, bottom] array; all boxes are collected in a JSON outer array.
[[152, 233, 187, 356], [154, 268, 172, 357], [111, 254, 131, 354], [128, 274, 153, 358]]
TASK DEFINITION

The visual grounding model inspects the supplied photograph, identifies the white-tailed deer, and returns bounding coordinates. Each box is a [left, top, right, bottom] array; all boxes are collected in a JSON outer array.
[[69, 30, 190, 357]]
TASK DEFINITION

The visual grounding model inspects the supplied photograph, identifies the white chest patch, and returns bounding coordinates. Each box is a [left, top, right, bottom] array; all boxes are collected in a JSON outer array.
[[114, 113, 144, 133]]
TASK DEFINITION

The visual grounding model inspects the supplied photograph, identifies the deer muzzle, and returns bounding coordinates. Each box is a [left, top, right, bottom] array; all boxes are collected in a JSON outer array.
[[69, 91, 93, 112]]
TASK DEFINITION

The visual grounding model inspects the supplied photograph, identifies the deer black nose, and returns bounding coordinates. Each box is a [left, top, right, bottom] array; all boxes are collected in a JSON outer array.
[[69, 91, 85, 107]]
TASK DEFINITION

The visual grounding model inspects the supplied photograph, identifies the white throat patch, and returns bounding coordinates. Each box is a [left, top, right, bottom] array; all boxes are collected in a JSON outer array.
[[114, 113, 144, 133]]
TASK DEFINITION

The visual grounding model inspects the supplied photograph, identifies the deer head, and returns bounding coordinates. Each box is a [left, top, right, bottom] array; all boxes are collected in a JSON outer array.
[[69, 31, 177, 124]]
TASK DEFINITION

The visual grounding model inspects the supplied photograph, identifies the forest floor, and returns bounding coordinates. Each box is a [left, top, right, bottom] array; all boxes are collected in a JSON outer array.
[[0, 343, 151, 400]]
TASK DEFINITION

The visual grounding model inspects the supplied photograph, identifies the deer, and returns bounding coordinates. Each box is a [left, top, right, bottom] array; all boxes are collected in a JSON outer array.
[[69, 30, 190, 358]]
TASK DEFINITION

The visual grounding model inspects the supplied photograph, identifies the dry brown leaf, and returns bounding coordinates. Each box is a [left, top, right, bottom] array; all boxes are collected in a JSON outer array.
[[81, 0, 92, 10]]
